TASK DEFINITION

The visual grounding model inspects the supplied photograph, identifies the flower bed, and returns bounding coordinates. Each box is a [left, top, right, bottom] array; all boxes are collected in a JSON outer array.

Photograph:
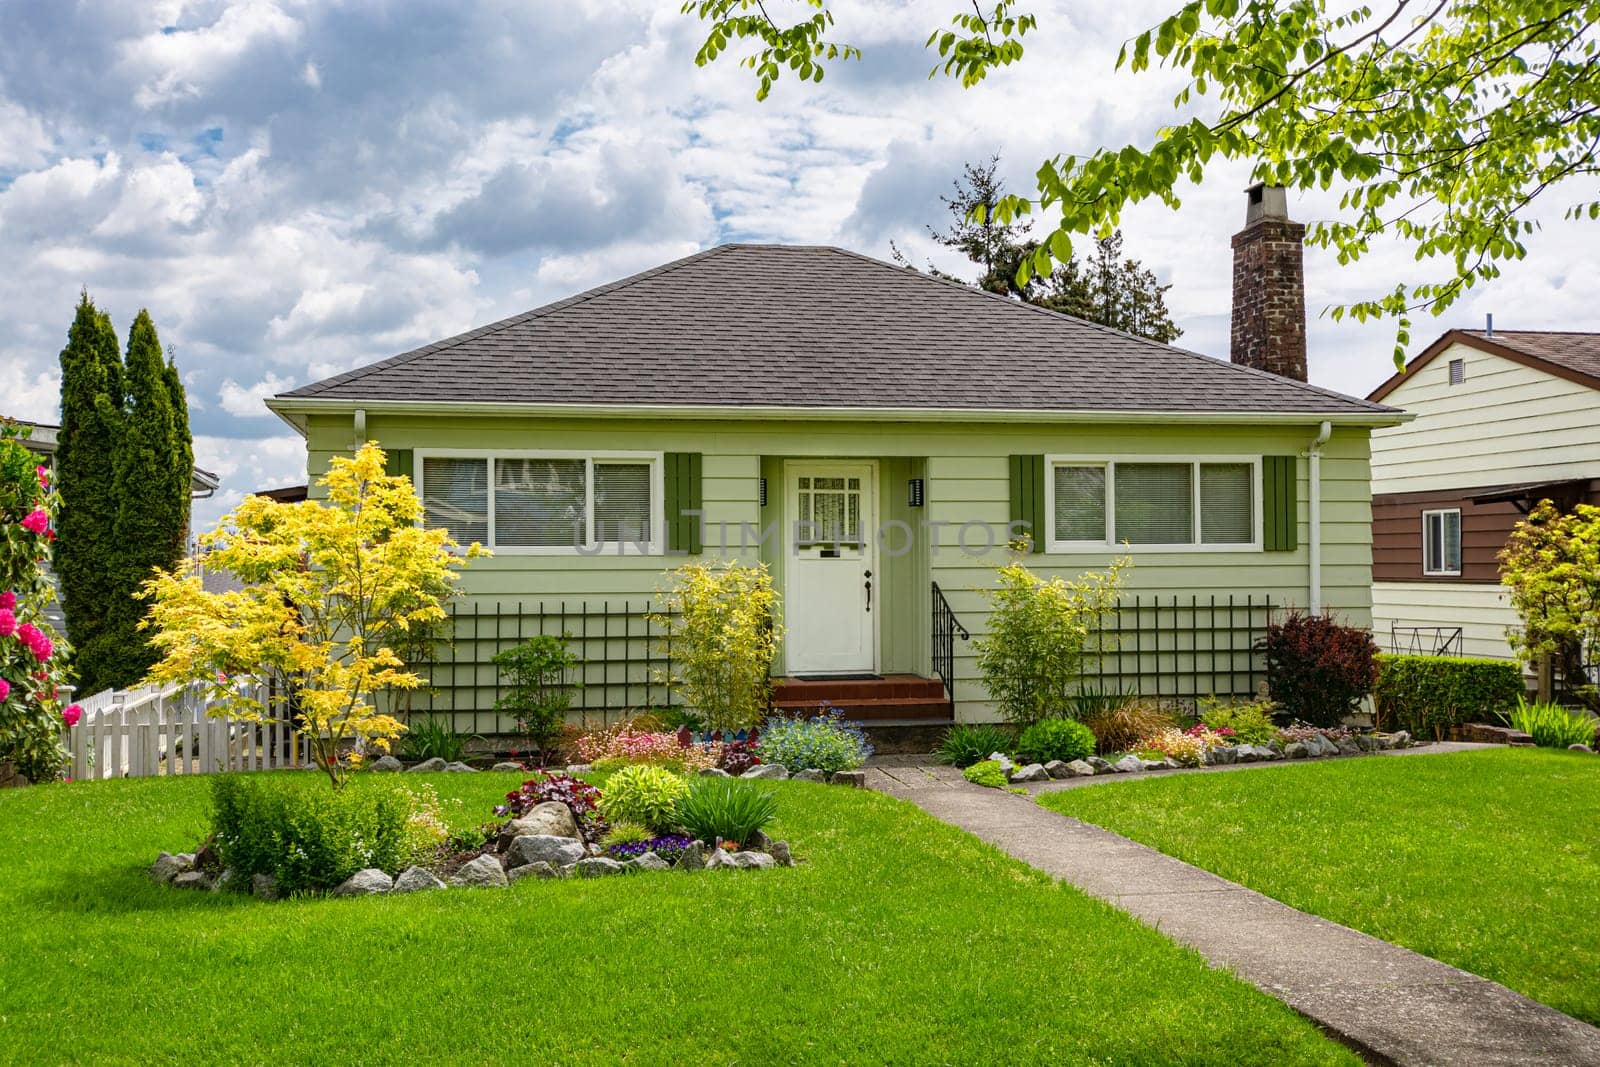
[[151, 766, 813, 900]]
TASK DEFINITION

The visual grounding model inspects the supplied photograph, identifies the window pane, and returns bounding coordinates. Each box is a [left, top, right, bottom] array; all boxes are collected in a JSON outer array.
[[1114, 463, 1193, 544], [1425, 513, 1442, 572], [1444, 511, 1461, 572], [594, 463, 652, 543], [1054, 465, 1106, 542], [1200, 463, 1253, 544], [495, 458, 586, 547], [421, 457, 488, 544]]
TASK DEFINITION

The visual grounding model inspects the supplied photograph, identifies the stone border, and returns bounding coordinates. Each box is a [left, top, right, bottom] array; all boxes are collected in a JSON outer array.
[[998, 731, 1414, 784]]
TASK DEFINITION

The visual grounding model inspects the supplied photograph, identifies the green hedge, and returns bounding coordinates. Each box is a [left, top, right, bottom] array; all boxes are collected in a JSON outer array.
[[1374, 654, 1526, 739]]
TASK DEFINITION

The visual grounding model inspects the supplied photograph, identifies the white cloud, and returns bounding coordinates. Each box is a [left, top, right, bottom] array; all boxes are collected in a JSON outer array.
[[217, 372, 295, 418]]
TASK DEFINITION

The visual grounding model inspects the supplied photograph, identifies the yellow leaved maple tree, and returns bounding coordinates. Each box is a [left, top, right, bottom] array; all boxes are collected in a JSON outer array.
[[139, 443, 483, 788]]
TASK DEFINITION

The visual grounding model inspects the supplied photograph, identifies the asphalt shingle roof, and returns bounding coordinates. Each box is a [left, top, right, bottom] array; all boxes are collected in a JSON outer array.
[[1460, 330, 1600, 383], [281, 244, 1392, 416]]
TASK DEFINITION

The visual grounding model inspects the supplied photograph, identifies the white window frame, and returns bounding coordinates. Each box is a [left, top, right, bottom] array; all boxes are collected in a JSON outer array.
[[413, 449, 665, 556], [1421, 508, 1462, 576], [1043, 454, 1264, 553]]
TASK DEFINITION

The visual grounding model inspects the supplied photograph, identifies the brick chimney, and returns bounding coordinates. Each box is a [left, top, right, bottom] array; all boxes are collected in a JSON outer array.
[[1230, 183, 1307, 381]]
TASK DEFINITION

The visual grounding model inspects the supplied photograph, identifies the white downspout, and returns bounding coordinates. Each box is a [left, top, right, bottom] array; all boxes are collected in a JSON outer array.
[[1307, 420, 1332, 615]]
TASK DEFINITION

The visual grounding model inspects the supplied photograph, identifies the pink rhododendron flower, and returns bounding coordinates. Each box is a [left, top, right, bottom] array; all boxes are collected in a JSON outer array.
[[0, 678, 9, 702], [62, 704, 82, 727], [0, 591, 14, 610], [0, 609, 14, 638], [30, 636, 52, 663], [36, 465, 49, 488], [19, 509, 49, 535]]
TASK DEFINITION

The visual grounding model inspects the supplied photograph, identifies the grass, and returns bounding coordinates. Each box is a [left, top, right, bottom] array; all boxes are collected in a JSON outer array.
[[0, 771, 1356, 1065], [1039, 748, 1600, 1024]]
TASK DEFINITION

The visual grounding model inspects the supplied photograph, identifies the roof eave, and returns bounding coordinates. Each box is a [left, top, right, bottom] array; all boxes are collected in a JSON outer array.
[[265, 395, 1411, 428]]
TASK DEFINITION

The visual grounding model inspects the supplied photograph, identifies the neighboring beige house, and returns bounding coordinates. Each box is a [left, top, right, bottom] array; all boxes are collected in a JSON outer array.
[[1368, 328, 1600, 660]]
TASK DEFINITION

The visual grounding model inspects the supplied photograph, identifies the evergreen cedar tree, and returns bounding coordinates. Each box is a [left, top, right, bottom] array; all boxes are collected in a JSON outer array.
[[896, 156, 1182, 344], [681, 0, 1600, 365], [55, 297, 192, 695]]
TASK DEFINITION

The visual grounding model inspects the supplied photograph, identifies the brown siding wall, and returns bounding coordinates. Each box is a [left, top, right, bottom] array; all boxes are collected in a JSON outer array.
[[1373, 482, 1600, 582]]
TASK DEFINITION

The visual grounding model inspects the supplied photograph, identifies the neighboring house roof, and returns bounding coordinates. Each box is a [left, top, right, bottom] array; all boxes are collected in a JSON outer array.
[[271, 244, 1396, 424], [1369, 329, 1600, 401], [2, 417, 220, 496], [252, 484, 308, 503]]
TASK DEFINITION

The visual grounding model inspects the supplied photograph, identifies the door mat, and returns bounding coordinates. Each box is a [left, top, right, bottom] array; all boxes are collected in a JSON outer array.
[[792, 673, 882, 682]]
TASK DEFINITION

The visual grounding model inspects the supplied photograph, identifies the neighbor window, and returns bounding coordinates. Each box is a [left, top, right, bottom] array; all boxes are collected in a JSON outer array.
[[419, 453, 659, 551], [1051, 457, 1257, 548], [1423, 509, 1462, 576]]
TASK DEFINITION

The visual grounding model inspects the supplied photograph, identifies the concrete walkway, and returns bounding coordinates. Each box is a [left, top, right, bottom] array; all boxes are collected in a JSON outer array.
[[868, 751, 1600, 1066]]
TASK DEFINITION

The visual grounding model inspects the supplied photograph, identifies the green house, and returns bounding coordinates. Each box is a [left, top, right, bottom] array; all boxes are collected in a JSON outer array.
[[266, 244, 1403, 730]]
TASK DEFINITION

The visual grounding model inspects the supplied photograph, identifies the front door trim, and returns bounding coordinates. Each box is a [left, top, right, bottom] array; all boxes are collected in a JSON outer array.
[[782, 459, 879, 675]]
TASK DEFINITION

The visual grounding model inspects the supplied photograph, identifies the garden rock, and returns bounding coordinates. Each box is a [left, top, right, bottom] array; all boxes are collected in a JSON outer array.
[[565, 763, 592, 775], [748, 829, 773, 851], [491, 762, 524, 773], [251, 873, 279, 901], [1065, 759, 1096, 777], [407, 757, 447, 773], [1112, 755, 1143, 773], [211, 868, 239, 893], [1010, 763, 1049, 783], [150, 851, 193, 885], [333, 868, 393, 897], [499, 801, 579, 845], [443, 761, 476, 773], [172, 870, 211, 891], [368, 755, 403, 773], [1234, 745, 1259, 763], [792, 768, 826, 783], [1043, 760, 1071, 779], [770, 840, 794, 867], [507, 861, 560, 883], [505, 834, 587, 869], [704, 849, 738, 870], [1140, 759, 1168, 772], [742, 764, 789, 780], [829, 770, 866, 788], [1212, 746, 1237, 765], [450, 854, 509, 889], [392, 866, 446, 894], [731, 851, 777, 869], [1392, 731, 1412, 748], [1086, 756, 1114, 774], [628, 852, 671, 873], [676, 841, 708, 870], [1571, 743, 1595, 753], [1337, 740, 1360, 755], [574, 857, 626, 878], [698, 767, 732, 778], [988, 752, 1014, 774], [1285, 742, 1308, 759]]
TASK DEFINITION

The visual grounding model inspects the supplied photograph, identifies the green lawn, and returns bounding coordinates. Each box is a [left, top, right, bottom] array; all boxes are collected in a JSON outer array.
[[0, 772, 1354, 1065], [1040, 748, 1600, 1025]]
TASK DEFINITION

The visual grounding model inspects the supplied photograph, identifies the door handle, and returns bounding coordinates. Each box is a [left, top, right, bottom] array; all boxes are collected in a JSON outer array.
[[864, 572, 872, 612]]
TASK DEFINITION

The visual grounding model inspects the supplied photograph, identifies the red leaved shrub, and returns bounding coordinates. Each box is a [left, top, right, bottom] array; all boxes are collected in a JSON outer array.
[[1259, 610, 1379, 727]]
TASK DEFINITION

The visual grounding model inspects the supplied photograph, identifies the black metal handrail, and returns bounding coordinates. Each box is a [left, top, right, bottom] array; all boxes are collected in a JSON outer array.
[[1388, 624, 1464, 657], [932, 582, 970, 700]]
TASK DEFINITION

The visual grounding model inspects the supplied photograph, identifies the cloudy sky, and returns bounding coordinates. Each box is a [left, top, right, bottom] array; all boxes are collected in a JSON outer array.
[[3, 0, 1597, 529]]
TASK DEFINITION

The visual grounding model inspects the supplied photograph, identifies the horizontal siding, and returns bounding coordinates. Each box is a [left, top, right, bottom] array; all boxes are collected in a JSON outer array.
[[302, 412, 1372, 725], [1373, 341, 1600, 492], [1372, 580, 1519, 661]]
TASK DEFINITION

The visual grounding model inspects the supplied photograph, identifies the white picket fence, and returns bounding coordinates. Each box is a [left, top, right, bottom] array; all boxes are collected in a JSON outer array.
[[65, 680, 312, 781]]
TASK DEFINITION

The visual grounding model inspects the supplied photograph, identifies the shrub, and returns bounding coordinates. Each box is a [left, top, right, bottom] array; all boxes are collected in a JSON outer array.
[[397, 716, 478, 763], [673, 778, 779, 848], [600, 821, 652, 848], [576, 721, 719, 774], [1014, 718, 1095, 764], [1505, 698, 1598, 749], [1259, 610, 1379, 727], [0, 424, 70, 783], [717, 739, 761, 776], [1276, 721, 1354, 745], [1199, 698, 1279, 745], [932, 723, 1014, 768], [210, 776, 417, 895], [598, 764, 690, 833], [1084, 699, 1177, 755], [492, 634, 581, 764], [1373, 654, 1526, 739], [974, 555, 1129, 724], [1138, 726, 1236, 766], [649, 561, 781, 733], [1501, 501, 1600, 712], [756, 710, 873, 774], [962, 760, 1008, 788]]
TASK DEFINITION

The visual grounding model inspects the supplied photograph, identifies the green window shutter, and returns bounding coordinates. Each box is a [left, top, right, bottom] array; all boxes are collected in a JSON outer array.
[[1008, 454, 1046, 553], [1262, 454, 1298, 551], [665, 452, 703, 554], [385, 448, 414, 481]]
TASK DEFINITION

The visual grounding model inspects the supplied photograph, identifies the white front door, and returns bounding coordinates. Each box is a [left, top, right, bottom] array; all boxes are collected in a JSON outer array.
[[785, 462, 877, 675]]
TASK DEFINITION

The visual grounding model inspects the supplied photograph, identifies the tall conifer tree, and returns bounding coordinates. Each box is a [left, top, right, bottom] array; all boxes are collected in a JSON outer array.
[[55, 292, 126, 696]]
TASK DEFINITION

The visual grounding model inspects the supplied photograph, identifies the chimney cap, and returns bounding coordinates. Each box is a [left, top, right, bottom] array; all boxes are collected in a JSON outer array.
[[1244, 182, 1290, 226]]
